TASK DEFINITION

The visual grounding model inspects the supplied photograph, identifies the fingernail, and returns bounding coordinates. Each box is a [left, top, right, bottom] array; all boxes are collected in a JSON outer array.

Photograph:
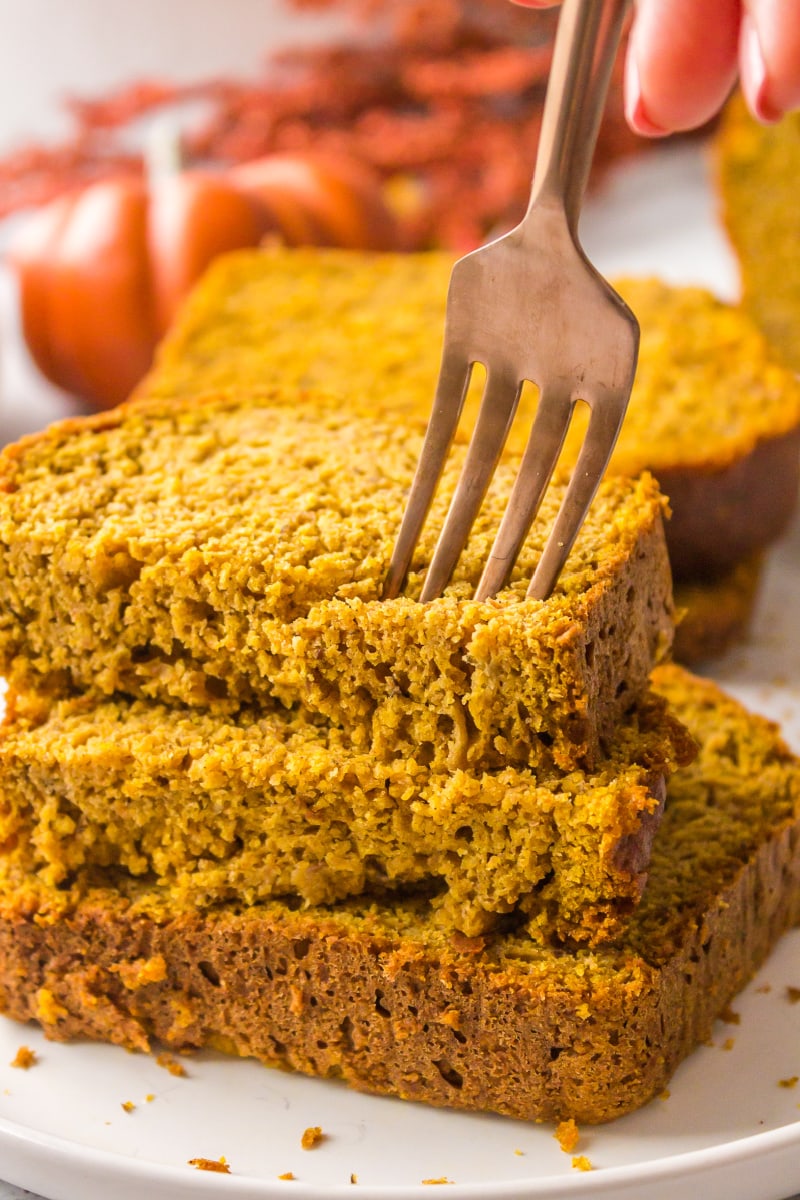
[[624, 47, 667, 137], [740, 11, 782, 123]]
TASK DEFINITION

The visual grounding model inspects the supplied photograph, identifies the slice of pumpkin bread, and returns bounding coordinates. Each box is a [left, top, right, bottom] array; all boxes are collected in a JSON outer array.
[[0, 686, 694, 945], [141, 248, 800, 582], [717, 91, 800, 374], [606, 277, 800, 580], [0, 666, 797, 1124], [0, 391, 673, 773], [140, 249, 456, 422]]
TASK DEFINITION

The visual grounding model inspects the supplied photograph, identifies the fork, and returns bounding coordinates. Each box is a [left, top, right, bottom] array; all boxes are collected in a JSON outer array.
[[383, 0, 638, 604]]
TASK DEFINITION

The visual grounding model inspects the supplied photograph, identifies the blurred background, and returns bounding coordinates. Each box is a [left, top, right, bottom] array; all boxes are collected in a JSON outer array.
[[0, 0, 349, 148], [0, 0, 739, 445], [0, 0, 352, 437]]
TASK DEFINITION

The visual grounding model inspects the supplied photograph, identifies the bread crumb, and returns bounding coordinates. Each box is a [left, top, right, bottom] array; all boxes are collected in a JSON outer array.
[[350, 1173, 358, 1184], [35, 987, 67, 1025], [779, 1076, 798, 1088], [421, 1179, 453, 1185], [787, 986, 800, 1004], [278, 1172, 295, 1181], [10, 1046, 37, 1070], [719, 1005, 741, 1025], [555, 1118, 580, 1154], [145, 1093, 155, 1102], [660, 1089, 671, 1100], [437, 1007, 462, 1031], [572, 1156, 593, 1171], [513, 1149, 524, 1156], [189, 1157, 230, 1174], [156, 1051, 187, 1077], [110, 955, 168, 990], [121, 1101, 136, 1113], [722, 1037, 735, 1051], [301, 1125, 324, 1149], [756, 984, 772, 994], [450, 932, 487, 954]]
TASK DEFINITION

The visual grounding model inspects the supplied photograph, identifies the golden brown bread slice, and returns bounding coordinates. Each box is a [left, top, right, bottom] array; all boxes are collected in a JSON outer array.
[[0, 685, 694, 945], [717, 91, 800, 375], [0, 666, 797, 1125], [0, 391, 674, 774]]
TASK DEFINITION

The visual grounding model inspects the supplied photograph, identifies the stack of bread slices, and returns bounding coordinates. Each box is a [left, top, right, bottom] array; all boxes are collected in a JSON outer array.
[[0, 261, 798, 1124]]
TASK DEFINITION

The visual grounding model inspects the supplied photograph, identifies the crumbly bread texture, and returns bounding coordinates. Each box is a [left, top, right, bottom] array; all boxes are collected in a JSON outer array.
[[717, 91, 800, 373], [0, 666, 797, 1125], [141, 248, 800, 580], [672, 554, 763, 666], [0, 687, 694, 945], [0, 392, 673, 773]]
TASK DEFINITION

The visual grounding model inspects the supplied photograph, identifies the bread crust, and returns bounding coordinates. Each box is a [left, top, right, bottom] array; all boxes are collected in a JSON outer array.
[[659, 428, 800, 581]]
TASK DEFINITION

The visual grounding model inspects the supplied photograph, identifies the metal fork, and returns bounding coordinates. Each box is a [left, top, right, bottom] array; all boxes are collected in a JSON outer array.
[[383, 0, 638, 604]]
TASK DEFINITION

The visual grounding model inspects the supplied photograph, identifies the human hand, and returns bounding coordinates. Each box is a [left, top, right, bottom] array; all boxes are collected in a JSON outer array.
[[511, 1, 800, 136]]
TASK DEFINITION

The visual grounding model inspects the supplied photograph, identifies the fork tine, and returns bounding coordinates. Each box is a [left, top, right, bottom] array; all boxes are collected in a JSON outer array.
[[473, 387, 575, 602], [385, 0, 636, 607], [527, 394, 628, 601], [382, 347, 474, 599], [419, 368, 521, 603]]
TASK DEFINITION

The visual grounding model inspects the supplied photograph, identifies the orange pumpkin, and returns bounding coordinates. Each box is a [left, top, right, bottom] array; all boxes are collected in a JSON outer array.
[[9, 153, 398, 411], [232, 153, 399, 252]]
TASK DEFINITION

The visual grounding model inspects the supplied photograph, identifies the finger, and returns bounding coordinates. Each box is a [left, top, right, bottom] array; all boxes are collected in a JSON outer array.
[[740, 0, 800, 121], [626, 0, 741, 135]]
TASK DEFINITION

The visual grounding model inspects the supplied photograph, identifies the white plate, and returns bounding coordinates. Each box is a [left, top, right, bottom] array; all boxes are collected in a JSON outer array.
[[0, 140, 799, 1200]]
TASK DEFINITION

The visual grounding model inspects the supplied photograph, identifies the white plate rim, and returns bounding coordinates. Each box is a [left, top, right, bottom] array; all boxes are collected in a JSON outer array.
[[0, 1101, 799, 1200]]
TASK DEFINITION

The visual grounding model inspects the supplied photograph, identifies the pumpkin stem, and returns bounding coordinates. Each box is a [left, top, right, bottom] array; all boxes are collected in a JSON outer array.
[[144, 117, 184, 185]]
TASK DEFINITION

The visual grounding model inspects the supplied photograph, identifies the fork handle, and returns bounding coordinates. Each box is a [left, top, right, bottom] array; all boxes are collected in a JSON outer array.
[[526, 0, 631, 233]]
